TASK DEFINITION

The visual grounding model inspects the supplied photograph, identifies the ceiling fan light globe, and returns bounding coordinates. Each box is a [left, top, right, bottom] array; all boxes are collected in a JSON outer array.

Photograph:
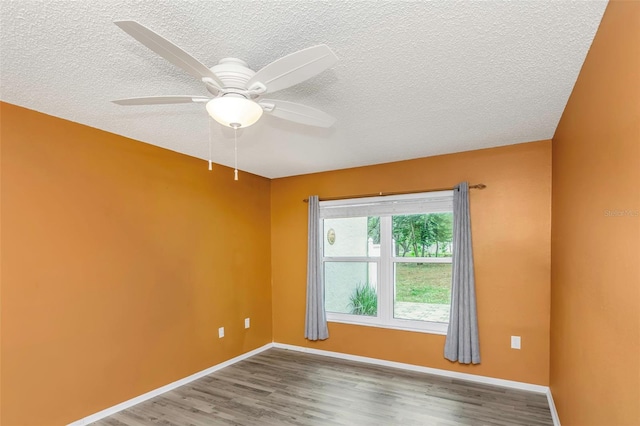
[[206, 96, 263, 128]]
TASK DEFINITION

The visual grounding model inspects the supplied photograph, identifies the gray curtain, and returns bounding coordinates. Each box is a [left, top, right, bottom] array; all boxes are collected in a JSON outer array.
[[305, 195, 329, 341], [444, 182, 480, 364]]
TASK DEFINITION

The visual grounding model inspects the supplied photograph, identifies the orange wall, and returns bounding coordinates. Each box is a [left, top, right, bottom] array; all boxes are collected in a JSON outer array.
[[271, 140, 552, 385], [0, 103, 273, 425], [550, 1, 640, 425]]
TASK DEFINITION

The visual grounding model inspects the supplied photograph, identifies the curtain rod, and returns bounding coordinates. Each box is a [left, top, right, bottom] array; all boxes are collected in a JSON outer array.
[[302, 183, 486, 203]]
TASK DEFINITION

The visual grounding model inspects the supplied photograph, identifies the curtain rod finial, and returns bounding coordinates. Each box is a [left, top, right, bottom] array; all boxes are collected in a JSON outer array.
[[475, 184, 486, 190]]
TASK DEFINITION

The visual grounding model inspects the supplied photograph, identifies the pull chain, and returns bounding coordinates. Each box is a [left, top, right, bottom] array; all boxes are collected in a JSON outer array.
[[233, 125, 239, 181], [208, 118, 213, 171]]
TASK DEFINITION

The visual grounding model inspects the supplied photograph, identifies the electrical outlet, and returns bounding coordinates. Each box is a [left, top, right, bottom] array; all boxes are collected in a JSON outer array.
[[244, 318, 250, 329], [511, 336, 521, 349], [218, 327, 224, 338]]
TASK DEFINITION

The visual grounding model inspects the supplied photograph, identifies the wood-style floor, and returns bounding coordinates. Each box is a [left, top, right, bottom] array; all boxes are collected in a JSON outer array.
[[93, 348, 554, 426]]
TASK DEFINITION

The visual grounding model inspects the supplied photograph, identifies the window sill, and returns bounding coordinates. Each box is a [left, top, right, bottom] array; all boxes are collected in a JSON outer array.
[[327, 316, 448, 336]]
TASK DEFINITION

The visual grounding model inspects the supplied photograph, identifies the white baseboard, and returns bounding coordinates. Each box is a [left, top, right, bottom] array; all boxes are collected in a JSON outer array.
[[546, 388, 561, 426], [69, 341, 558, 426], [67, 343, 274, 426], [273, 342, 550, 394]]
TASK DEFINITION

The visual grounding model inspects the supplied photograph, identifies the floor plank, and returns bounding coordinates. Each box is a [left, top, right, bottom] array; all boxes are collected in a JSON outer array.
[[92, 348, 554, 426]]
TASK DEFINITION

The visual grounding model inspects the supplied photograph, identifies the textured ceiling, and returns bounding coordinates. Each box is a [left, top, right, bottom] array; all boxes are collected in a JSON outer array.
[[0, 1, 607, 178]]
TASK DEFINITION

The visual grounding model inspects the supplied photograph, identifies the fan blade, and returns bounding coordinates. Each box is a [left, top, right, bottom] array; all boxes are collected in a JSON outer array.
[[259, 99, 336, 127], [246, 45, 337, 94], [112, 96, 210, 105], [114, 21, 224, 88]]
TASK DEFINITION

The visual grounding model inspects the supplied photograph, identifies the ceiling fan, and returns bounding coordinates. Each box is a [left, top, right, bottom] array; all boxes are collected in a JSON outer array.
[[112, 21, 338, 129]]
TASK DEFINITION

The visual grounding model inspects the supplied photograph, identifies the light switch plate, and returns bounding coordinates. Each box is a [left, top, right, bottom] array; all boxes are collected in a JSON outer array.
[[511, 336, 521, 349], [218, 327, 224, 338], [244, 318, 250, 329]]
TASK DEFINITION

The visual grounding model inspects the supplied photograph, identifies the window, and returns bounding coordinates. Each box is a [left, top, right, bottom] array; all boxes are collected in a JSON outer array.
[[320, 191, 453, 334]]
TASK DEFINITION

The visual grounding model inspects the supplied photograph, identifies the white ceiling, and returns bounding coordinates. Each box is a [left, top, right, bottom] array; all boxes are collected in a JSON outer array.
[[0, 1, 607, 178]]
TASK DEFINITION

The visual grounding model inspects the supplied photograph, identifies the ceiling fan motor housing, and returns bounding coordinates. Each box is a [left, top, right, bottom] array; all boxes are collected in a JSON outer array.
[[208, 58, 256, 94]]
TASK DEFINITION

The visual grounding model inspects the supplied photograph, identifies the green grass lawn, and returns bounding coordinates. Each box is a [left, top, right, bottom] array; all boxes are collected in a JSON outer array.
[[395, 263, 452, 304]]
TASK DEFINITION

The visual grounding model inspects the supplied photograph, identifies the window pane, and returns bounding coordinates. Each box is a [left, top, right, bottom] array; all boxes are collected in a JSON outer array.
[[394, 263, 451, 323], [325, 262, 378, 316], [391, 213, 453, 258], [323, 217, 380, 257]]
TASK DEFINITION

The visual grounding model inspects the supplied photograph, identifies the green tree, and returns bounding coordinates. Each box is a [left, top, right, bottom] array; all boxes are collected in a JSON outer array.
[[367, 216, 380, 244], [430, 213, 453, 256], [417, 214, 437, 257], [392, 215, 413, 256], [369, 213, 453, 257]]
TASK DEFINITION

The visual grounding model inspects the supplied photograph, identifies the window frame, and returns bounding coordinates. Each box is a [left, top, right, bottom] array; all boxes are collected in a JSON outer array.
[[320, 191, 454, 335]]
